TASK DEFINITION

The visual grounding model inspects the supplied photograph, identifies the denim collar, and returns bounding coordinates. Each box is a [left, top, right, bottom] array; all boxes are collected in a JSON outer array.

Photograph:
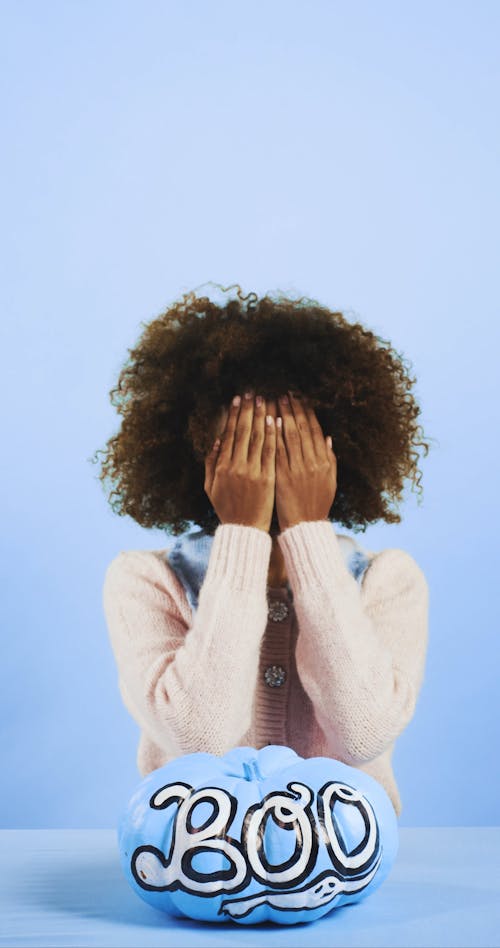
[[162, 523, 372, 613]]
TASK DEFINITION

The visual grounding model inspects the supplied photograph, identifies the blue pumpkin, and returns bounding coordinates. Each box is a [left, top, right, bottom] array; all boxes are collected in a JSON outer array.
[[117, 744, 399, 926]]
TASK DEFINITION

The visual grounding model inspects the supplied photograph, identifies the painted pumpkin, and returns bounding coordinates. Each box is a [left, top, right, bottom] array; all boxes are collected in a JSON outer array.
[[117, 744, 399, 926]]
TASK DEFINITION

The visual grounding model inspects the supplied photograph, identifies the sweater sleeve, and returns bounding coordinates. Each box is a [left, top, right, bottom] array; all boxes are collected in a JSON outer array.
[[277, 520, 430, 766], [102, 523, 272, 758]]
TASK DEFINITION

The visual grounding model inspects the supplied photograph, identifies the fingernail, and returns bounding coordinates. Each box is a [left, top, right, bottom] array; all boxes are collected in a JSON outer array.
[[233, 395, 241, 406], [244, 390, 253, 399]]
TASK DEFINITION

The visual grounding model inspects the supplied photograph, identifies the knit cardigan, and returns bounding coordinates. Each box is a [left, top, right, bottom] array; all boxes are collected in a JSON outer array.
[[102, 520, 430, 818]]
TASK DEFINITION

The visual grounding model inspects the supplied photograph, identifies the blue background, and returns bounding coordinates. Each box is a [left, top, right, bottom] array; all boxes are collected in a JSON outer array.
[[2, 0, 498, 829]]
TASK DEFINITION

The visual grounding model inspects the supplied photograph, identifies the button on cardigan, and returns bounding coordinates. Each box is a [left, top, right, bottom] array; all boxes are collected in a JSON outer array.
[[102, 520, 430, 818]]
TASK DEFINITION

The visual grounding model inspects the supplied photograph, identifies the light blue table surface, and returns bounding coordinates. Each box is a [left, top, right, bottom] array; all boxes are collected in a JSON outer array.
[[0, 828, 499, 948]]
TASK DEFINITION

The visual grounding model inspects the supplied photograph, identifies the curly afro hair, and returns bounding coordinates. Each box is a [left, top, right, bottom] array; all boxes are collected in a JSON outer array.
[[90, 282, 436, 537]]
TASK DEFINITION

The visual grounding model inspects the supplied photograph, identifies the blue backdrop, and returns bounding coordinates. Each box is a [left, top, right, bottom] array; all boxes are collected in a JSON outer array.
[[1, 0, 498, 828]]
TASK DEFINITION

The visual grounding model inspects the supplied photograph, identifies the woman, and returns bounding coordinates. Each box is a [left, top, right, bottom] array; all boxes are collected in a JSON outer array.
[[95, 283, 433, 818]]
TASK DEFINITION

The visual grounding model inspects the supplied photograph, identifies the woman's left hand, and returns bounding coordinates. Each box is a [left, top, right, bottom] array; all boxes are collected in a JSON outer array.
[[275, 390, 338, 532]]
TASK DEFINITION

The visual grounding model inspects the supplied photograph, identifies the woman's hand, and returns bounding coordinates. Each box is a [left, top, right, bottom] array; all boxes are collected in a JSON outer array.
[[275, 390, 337, 532], [204, 392, 277, 533]]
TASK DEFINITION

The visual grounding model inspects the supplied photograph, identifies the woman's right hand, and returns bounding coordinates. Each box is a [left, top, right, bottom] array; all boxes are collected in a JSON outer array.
[[204, 392, 277, 533]]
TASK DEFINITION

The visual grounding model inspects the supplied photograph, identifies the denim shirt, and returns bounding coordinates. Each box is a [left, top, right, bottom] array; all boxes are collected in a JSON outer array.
[[162, 523, 372, 613]]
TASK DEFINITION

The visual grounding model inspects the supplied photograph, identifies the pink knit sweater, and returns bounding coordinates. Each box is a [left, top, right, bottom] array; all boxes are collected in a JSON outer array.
[[102, 520, 429, 818]]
